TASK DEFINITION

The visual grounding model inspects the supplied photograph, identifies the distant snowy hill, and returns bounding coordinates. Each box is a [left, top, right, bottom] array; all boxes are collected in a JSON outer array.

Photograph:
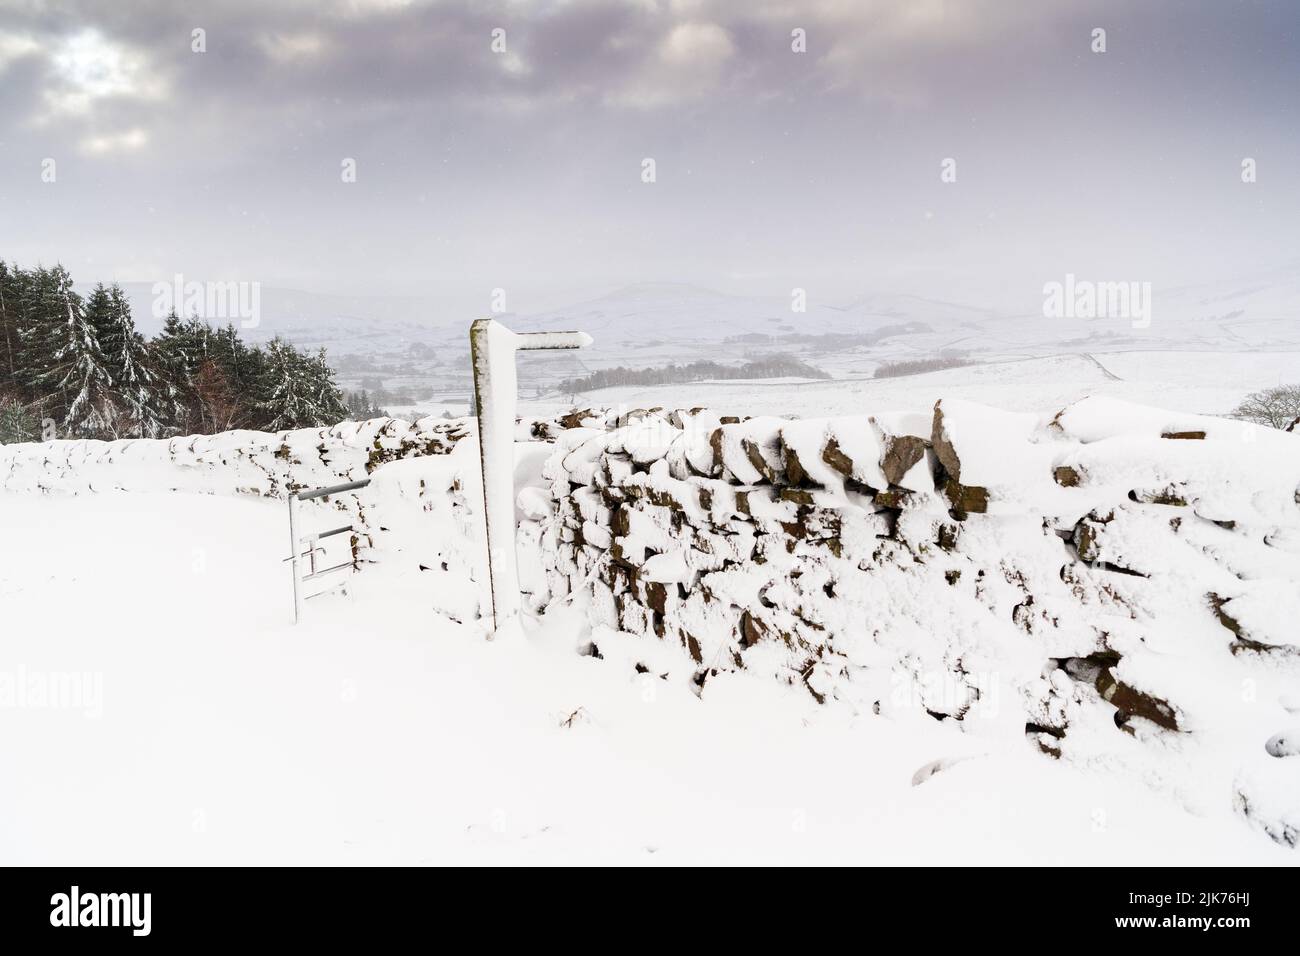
[[503, 283, 997, 342], [502, 273, 1300, 354], [91, 271, 1300, 361], [80, 270, 1300, 411]]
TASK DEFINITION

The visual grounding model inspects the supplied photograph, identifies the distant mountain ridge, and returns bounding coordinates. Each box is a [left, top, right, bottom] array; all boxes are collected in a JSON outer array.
[[76, 270, 1300, 372]]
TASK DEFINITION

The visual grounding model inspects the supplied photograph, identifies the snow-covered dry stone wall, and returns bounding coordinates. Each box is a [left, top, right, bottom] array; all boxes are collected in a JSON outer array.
[[530, 398, 1300, 848], [0, 417, 469, 498], [0, 417, 475, 589]]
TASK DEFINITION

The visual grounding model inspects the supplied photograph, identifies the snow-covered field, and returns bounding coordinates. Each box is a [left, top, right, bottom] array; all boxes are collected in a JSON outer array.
[[0, 487, 1293, 865], [385, 349, 1297, 424], [525, 352, 1300, 421]]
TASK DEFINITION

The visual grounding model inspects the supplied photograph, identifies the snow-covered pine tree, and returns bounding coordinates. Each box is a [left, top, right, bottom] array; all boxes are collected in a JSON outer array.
[[258, 337, 313, 431], [36, 267, 118, 438], [151, 310, 189, 371], [12, 265, 58, 402], [308, 347, 349, 426], [344, 388, 387, 420], [209, 322, 265, 416], [153, 314, 280, 434], [258, 339, 349, 430], [0, 394, 40, 444], [0, 261, 22, 398], [150, 309, 200, 435], [96, 285, 164, 437]]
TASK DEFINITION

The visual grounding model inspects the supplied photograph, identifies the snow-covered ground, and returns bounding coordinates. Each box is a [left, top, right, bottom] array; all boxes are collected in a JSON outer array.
[[1, 490, 1293, 865], [525, 352, 1300, 421]]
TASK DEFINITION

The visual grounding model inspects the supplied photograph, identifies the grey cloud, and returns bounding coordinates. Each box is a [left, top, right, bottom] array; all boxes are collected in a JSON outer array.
[[0, 0, 1297, 314]]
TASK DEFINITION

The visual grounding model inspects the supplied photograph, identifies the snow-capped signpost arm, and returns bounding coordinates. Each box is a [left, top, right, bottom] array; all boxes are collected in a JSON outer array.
[[470, 318, 592, 631]]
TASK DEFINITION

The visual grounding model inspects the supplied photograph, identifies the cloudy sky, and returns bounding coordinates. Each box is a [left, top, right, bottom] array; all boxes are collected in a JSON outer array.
[[1, 0, 1297, 318]]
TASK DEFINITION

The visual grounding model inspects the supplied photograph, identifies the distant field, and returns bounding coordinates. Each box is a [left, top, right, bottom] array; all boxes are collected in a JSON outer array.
[[519, 351, 1300, 421]]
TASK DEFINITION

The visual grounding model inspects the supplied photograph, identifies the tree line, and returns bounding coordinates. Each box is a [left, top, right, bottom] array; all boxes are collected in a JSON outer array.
[[872, 355, 973, 379], [0, 260, 367, 443]]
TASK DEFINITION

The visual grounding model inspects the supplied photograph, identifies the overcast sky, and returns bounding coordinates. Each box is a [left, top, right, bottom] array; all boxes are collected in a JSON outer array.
[[2, 0, 1297, 318]]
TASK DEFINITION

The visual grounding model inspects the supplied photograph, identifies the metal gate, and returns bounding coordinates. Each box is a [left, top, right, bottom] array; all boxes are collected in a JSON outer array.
[[286, 478, 370, 622]]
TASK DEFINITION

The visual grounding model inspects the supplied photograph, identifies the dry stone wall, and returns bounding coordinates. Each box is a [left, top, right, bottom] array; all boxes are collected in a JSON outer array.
[[0, 417, 470, 498], [0, 416, 475, 582], [532, 398, 1300, 848]]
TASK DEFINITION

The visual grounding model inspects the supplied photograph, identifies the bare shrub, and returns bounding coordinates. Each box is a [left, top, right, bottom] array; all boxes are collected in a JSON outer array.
[[1230, 385, 1300, 431]]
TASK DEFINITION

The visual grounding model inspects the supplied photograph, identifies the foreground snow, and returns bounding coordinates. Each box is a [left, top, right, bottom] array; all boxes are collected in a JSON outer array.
[[0, 492, 1291, 865]]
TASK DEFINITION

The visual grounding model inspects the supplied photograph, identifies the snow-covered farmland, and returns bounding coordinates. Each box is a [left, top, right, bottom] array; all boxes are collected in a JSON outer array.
[[0, 491, 1291, 865], [524, 351, 1300, 422]]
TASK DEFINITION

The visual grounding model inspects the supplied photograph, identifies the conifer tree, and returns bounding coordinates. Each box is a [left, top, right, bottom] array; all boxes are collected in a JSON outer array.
[[13, 265, 61, 401], [151, 309, 200, 434], [0, 261, 22, 397], [99, 285, 163, 437], [38, 268, 118, 437], [259, 336, 313, 431], [1, 259, 352, 438], [0, 395, 39, 444], [344, 389, 388, 420], [307, 347, 349, 425]]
